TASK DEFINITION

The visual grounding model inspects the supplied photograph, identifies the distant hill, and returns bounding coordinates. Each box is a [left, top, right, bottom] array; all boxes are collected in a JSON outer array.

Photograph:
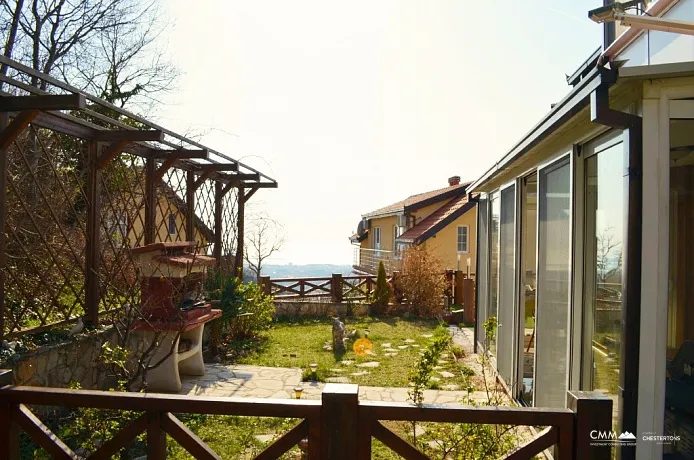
[[258, 264, 354, 279]]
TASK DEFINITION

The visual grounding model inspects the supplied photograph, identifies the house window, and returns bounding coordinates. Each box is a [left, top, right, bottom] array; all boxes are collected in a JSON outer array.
[[457, 225, 469, 253], [168, 214, 177, 235], [393, 225, 399, 252], [373, 227, 381, 248]]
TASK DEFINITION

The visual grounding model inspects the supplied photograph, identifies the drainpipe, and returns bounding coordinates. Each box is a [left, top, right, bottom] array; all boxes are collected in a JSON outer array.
[[470, 192, 481, 355], [590, 67, 642, 460]]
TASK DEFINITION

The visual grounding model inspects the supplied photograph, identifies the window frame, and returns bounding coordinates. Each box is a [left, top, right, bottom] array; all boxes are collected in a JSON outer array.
[[457, 225, 469, 254], [168, 214, 177, 235]]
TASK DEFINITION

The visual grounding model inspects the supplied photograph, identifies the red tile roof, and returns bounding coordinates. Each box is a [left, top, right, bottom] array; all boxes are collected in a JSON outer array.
[[363, 182, 470, 218], [397, 194, 476, 244]]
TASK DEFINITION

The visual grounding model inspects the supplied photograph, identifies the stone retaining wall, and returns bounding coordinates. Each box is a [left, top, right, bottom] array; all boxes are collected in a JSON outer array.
[[274, 301, 370, 318], [8, 328, 146, 390]]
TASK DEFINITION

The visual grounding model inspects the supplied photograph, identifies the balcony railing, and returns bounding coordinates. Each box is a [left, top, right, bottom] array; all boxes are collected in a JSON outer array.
[[353, 247, 401, 274], [0, 369, 614, 459]]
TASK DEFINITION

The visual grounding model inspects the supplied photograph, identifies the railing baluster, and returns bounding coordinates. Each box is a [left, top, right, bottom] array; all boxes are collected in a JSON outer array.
[[357, 404, 372, 459], [147, 411, 167, 460]]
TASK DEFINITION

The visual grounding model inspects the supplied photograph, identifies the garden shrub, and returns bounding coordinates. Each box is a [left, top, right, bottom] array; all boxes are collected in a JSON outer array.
[[371, 261, 392, 314], [399, 244, 447, 318]]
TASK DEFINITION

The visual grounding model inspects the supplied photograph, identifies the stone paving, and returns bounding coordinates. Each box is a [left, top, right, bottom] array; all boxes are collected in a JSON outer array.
[[181, 327, 495, 405]]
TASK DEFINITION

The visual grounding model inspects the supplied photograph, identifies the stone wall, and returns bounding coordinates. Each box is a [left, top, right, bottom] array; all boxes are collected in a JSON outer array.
[[8, 328, 147, 390], [274, 301, 370, 318]]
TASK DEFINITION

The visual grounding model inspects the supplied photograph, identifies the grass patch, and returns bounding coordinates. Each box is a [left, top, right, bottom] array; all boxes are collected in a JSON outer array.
[[234, 317, 472, 389]]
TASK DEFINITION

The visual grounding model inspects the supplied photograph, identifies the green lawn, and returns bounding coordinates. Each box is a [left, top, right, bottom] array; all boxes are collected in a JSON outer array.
[[233, 316, 473, 389]]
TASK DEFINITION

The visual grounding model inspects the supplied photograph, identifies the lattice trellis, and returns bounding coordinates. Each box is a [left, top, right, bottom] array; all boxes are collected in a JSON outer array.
[[0, 54, 276, 340], [4, 125, 88, 333]]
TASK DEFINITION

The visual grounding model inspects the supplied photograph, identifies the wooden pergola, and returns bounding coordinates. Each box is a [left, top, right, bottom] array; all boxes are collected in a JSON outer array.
[[0, 54, 277, 336]]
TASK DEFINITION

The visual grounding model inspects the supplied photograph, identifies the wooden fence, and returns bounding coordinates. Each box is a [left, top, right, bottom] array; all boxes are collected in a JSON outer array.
[[0, 369, 613, 459], [261, 272, 476, 321]]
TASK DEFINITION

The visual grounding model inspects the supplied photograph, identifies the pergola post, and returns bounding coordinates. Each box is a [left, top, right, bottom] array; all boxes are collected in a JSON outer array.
[[85, 141, 101, 326], [214, 181, 223, 267], [0, 113, 9, 342], [144, 159, 157, 245], [186, 171, 195, 242], [234, 186, 245, 277]]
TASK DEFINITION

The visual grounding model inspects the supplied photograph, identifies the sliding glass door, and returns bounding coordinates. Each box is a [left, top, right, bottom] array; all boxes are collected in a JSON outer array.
[[582, 132, 625, 430], [518, 174, 537, 405], [488, 193, 501, 353], [535, 157, 571, 408], [477, 194, 489, 349], [497, 185, 517, 387]]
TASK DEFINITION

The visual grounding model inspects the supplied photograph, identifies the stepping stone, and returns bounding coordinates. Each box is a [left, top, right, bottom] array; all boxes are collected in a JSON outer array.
[[405, 339, 416, 343], [437, 359, 448, 364], [357, 361, 380, 368], [397, 345, 409, 349], [422, 334, 433, 338], [411, 345, 420, 348], [326, 377, 350, 383], [330, 368, 344, 373], [383, 348, 397, 353], [430, 377, 441, 382], [350, 371, 370, 376], [443, 384, 460, 391], [439, 371, 455, 378], [255, 434, 275, 443], [381, 343, 392, 348], [433, 366, 443, 370], [384, 352, 399, 357], [341, 360, 354, 366]]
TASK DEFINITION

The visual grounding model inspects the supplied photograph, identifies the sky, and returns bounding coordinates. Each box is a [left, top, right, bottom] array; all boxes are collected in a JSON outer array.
[[154, 0, 604, 265]]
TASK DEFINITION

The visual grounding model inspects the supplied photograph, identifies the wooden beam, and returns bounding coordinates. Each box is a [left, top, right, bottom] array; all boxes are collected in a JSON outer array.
[[501, 427, 557, 460], [240, 181, 277, 189], [94, 129, 164, 142], [191, 163, 238, 172], [214, 182, 223, 266], [89, 413, 148, 460], [153, 157, 179, 182], [244, 187, 259, 202], [0, 94, 86, 112], [234, 186, 245, 276], [193, 171, 214, 190], [0, 110, 39, 150], [221, 182, 235, 197], [85, 141, 101, 326], [186, 171, 195, 241], [144, 160, 157, 245], [371, 421, 427, 460], [13, 404, 78, 459], [224, 172, 260, 183], [162, 412, 221, 460], [97, 139, 129, 169], [255, 420, 308, 460], [149, 149, 208, 160]]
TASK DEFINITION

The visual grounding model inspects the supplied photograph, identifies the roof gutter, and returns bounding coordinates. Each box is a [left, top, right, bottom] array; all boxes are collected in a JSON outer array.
[[468, 66, 609, 193], [590, 66, 642, 460]]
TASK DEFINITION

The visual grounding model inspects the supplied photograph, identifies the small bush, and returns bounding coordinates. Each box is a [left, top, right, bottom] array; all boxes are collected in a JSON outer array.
[[399, 245, 447, 318], [371, 261, 392, 314], [228, 281, 275, 339]]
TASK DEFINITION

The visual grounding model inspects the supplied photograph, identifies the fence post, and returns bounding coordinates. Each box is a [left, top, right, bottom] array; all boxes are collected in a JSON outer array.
[[259, 276, 271, 296], [321, 383, 359, 459], [147, 411, 167, 460], [454, 270, 464, 306], [331, 273, 343, 303], [462, 277, 475, 324], [0, 369, 19, 460], [365, 277, 373, 298], [445, 269, 454, 307], [85, 140, 101, 326], [234, 186, 245, 277], [0, 113, 8, 342], [213, 181, 223, 267], [567, 391, 613, 460], [391, 271, 402, 303]]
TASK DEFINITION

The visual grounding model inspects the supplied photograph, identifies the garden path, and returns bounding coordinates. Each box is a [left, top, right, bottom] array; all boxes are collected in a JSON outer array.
[[181, 327, 498, 405]]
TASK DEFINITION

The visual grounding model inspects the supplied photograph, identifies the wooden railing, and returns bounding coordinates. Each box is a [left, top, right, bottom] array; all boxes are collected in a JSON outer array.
[[0, 369, 613, 459], [260, 274, 396, 302]]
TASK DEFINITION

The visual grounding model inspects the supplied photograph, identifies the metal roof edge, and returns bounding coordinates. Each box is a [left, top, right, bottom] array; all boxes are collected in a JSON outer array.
[[468, 66, 609, 193]]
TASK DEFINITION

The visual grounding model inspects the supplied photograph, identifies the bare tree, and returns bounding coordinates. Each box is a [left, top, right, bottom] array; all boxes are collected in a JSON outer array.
[[244, 215, 285, 282], [596, 227, 622, 284]]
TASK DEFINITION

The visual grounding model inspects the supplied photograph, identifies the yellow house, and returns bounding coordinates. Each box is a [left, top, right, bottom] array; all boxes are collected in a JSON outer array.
[[106, 180, 214, 252], [350, 176, 477, 275]]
